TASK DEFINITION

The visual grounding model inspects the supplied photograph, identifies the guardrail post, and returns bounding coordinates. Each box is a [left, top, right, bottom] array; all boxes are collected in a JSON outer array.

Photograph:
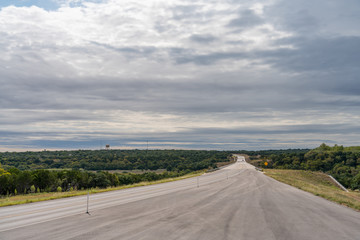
[[328, 175, 349, 192]]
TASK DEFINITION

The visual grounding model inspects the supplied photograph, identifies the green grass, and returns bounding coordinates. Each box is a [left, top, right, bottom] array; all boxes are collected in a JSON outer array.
[[107, 169, 167, 174], [0, 171, 205, 207], [264, 169, 360, 211]]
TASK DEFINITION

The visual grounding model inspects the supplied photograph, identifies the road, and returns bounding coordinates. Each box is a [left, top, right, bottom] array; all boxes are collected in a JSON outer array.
[[1, 156, 359, 240]]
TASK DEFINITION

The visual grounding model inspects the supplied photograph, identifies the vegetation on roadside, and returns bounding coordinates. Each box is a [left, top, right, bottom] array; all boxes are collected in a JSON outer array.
[[0, 166, 193, 196], [252, 144, 360, 190], [0, 171, 204, 207], [264, 169, 360, 211], [0, 150, 235, 198]]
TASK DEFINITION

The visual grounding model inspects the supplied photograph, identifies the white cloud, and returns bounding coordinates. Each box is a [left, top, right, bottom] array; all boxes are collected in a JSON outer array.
[[0, 0, 359, 151]]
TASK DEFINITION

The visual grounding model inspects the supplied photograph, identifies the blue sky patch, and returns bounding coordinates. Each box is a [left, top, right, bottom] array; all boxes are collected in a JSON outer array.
[[0, 0, 59, 10], [0, 0, 104, 11]]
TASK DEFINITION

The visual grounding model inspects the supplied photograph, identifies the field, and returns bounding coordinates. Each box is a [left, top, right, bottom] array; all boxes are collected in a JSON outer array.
[[264, 169, 360, 211]]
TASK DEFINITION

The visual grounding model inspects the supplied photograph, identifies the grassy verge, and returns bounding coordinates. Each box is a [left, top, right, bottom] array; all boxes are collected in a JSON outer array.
[[264, 169, 360, 211], [0, 171, 205, 208]]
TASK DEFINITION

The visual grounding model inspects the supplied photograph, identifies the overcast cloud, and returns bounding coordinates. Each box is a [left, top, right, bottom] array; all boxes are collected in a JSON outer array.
[[0, 0, 359, 151]]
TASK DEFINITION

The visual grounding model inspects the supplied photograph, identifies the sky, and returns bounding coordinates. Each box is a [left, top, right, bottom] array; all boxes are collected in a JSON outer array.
[[0, 0, 359, 151]]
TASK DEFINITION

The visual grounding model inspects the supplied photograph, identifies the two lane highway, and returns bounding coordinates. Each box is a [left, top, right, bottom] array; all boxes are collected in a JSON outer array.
[[1, 156, 359, 240]]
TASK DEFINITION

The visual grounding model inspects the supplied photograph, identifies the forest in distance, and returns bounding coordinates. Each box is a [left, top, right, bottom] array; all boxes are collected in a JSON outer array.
[[0, 145, 360, 196], [0, 150, 232, 171]]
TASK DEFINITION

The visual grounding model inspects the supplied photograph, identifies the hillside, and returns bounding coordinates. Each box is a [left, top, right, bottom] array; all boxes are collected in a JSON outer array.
[[264, 169, 360, 211], [258, 144, 360, 190]]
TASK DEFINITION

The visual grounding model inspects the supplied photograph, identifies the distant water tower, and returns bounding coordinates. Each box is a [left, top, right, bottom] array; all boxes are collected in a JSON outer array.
[[105, 144, 110, 150]]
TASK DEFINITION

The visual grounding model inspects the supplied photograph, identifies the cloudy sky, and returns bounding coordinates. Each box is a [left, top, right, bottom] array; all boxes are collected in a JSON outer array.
[[0, 0, 359, 151]]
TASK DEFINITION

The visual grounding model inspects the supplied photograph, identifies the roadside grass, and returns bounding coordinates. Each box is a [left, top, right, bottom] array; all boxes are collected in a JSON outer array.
[[243, 154, 263, 168], [0, 171, 205, 208], [264, 169, 360, 211], [107, 169, 166, 174], [216, 159, 236, 168]]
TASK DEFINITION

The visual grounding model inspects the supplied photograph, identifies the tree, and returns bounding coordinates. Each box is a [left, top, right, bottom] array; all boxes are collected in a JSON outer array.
[[16, 171, 33, 194], [0, 164, 9, 176], [350, 172, 360, 190], [33, 170, 56, 191]]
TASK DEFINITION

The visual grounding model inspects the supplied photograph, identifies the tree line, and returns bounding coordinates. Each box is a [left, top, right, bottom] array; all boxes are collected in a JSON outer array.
[[0, 167, 191, 196], [0, 149, 232, 171]]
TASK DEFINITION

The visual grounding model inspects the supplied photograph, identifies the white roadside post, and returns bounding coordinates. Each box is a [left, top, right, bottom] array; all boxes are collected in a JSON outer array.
[[86, 191, 90, 214]]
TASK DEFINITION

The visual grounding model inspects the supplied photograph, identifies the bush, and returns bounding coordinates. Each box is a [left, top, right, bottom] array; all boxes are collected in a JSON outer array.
[[351, 173, 360, 190]]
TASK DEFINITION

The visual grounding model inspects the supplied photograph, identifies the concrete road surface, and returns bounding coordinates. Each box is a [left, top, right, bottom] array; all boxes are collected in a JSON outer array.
[[1, 156, 359, 240]]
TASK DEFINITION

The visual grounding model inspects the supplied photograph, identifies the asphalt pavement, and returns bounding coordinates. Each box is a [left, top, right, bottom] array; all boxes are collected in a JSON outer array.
[[0, 156, 359, 240]]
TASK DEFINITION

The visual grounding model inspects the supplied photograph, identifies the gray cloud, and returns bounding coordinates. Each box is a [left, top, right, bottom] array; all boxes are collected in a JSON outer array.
[[175, 51, 247, 65], [227, 9, 263, 30], [2, 121, 358, 151], [89, 41, 158, 58], [184, 124, 360, 135], [0, 0, 359, 151], [189, 34, 217, 43], [265, 0, 360, 36], [259, 36, 360, 72], [171, 4, 207, 21]]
